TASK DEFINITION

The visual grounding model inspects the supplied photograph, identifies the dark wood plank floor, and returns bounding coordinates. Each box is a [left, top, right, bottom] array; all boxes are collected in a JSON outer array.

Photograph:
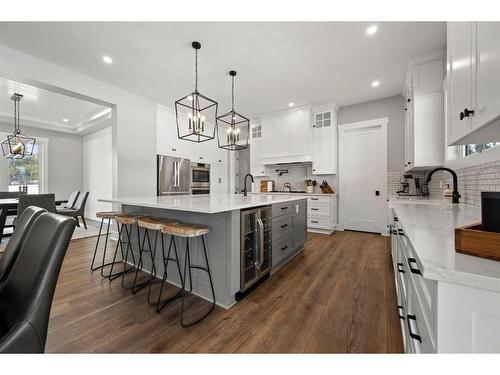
[[46, 230, 403, 353]]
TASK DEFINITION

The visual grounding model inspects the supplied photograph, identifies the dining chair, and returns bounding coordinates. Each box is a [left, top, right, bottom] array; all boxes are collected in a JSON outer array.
[[57, 191, 89, 229], [62, 190, 80, 209], [17, 194, 56, 217], [0, 206, 46, 289], [0, 212, 76, 353], [0, 192, 27, 241]]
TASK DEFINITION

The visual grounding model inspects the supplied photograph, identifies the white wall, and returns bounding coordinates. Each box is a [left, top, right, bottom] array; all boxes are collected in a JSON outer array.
[[0, 44, 157, 202], [337, 95, 405, 173], [83, 126, 112, 220], [0, 121, 83, 198]]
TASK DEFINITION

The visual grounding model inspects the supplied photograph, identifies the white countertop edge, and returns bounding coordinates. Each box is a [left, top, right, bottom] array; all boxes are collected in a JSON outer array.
[[390, 201, 500, 293], [249, 192, 337, 197], [99, 195, 307, 214]]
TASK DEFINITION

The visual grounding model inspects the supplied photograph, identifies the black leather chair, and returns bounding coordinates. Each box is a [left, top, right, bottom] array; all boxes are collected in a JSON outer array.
[[57, 191, 89, 229], [0, 206, 46, 289], [0, 213, 76, 353], [61, 191, 80, 209]]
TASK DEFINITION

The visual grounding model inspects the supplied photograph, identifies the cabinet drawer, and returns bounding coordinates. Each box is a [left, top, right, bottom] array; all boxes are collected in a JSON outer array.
[[307, 216, 332, 229], [308, 202, 331, 217], [272, 203, 294, 218], [272, 236, 294, 265], [307, 196, 332, 204], [272, 215, 293, 239], [407, 278, 435, 353]]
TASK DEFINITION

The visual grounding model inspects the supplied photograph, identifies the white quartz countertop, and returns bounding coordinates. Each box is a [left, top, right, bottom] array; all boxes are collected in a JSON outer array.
[[249, 192, 336, 196], [100, 193, 306, 214], [389, 199, 500, 292]]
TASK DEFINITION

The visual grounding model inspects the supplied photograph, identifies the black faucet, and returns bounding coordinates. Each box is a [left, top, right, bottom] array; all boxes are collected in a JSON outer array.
[[243, 173, 254, 197], [426, 167, 461, 204]]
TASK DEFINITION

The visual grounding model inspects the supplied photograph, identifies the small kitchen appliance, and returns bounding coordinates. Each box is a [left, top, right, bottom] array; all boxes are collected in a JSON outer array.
[[397, 174, 422, 196]]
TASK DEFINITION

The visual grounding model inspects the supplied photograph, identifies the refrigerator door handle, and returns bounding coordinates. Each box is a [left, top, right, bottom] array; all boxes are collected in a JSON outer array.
[[175, 161, 180, 187], [257, 217, 264, 270]]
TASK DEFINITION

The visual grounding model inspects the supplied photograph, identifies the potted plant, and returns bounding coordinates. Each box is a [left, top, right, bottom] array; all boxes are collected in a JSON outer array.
[[305, 179, 317, 193]]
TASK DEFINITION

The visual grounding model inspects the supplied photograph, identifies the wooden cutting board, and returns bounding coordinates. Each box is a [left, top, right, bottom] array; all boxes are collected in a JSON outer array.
[[455, 222, 500, 261]]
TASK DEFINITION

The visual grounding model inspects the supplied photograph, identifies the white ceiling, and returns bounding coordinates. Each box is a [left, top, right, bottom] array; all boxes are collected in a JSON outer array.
[[0, 77, 110, 134], [0, 22, 446, 118]]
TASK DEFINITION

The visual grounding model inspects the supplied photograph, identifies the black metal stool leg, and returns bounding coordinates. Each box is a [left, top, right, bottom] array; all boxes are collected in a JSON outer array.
[[131, 226, 148, 293], [156, 235, 183, 312], [180, 235, 216, 328], [99, 218, 114, 277], [90, 218, 104, 271], [121, 224, 138, 289], [107, 223, 136, 281]]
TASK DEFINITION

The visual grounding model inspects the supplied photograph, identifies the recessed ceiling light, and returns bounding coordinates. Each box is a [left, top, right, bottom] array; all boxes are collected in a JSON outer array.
[[371, 80, 380, 88], [288, 102, 294, 107], [102, 55, 113, 64], [366, 25, 378, 35], [62, 118, 69, 122]]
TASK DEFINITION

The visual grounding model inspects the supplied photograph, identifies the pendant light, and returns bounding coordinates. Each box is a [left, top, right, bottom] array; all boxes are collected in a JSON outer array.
[[1, 93, 36, 159], [175, 41, 217, 143], [216, 70, 249, 151]]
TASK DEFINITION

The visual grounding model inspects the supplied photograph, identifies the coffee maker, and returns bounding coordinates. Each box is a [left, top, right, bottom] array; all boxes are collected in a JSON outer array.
[[397, 174, 422, 196]]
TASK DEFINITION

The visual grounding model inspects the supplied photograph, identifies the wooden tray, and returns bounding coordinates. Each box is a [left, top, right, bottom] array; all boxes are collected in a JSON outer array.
[[455, 222, 500, 261]]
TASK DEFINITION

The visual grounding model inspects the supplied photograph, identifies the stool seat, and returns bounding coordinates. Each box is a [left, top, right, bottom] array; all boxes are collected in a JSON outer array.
[[161, 222, 210, 238], [115, 214, 142, 225], [137, 216, 177, 231], [96, 211, 123, 219]]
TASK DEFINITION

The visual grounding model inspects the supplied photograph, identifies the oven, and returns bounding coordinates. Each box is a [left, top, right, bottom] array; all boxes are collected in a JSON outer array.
[[191, 163, 210, 195]]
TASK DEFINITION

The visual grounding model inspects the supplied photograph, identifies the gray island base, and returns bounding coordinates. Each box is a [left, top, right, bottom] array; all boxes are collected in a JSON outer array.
[[100, 194, 307, 309]]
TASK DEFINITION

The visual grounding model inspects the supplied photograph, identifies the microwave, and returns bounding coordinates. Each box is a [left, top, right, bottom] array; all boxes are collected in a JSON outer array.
[[191, 163, 210, 184]]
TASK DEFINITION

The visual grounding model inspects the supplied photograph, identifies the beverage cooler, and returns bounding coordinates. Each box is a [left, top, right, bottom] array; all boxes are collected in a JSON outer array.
[[237, 205, 272, 299]]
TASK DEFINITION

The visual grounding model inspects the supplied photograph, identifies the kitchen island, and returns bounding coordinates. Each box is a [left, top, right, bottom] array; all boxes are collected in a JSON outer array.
[[100, 193, 307, 308]]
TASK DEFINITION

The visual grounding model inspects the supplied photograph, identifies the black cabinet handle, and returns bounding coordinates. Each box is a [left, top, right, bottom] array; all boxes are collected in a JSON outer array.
[[407, 314, 422, 343], [311, 208, 319, 211], [397, 263, 405, 274], [398, 229, 405, 236], [281, 206, 288, 210], [311, 198, 319, 201], [408, 258, 422, 275], [311, 220, 319, 224], [172, 148, 177, 151], [280, 245, 288, 251], [280, 224, 288, 228], [397, 305, 405, 320], [460, 108, 475, 120], [392, 230, 397, 235]]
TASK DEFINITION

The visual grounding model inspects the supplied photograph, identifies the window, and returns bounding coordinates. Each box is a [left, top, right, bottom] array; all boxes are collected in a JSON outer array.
[[314, 111, 331, 128], [8, 143, 40, 193], [251, 124, 262, 139], [465, 142, 500, 156]]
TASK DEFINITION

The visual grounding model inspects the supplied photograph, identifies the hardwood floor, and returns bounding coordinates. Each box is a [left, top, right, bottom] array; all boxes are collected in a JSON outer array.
[[46, 230, 403, 353]]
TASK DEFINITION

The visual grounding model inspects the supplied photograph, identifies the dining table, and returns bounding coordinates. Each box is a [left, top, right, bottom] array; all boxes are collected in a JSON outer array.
[[0, 198, 68, 241]]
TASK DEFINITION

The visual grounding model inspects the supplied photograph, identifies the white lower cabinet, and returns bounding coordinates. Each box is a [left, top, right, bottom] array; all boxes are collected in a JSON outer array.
[[390, 210, 500, 353], [391, 216, 436, 353], [306, 195, 337, 234]]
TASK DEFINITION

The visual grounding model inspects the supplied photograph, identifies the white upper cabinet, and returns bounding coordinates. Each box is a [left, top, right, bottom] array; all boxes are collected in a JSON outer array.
[[474, 23, 500, 132], [447, 22, 474, 145], [249, 123, 267, 176], [312, 110, 337, 175], [447, 22, 500, 145], [403, 56, 445, 171], [260, 107, 313, 164]]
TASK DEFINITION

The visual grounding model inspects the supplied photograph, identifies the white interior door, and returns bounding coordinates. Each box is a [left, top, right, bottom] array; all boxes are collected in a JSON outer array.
[[339, 118, 388, 234]]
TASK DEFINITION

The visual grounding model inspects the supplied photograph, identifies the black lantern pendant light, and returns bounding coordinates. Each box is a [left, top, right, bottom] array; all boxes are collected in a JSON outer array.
[[216, 70, 250, 151], [175, 41, 217, 143], [1, 93, 36, 159]]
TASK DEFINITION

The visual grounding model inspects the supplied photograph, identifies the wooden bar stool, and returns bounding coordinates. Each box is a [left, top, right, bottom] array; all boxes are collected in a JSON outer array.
[[90, 211, 123, 277], [160, 222, 215, 328], [133, 216, 178, 305], [107, 214, 142, 283]]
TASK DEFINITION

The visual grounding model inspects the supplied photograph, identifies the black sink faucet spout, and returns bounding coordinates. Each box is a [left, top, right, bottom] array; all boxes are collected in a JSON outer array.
[[426, 167, 461, 204], [243, 173, 254, 197]]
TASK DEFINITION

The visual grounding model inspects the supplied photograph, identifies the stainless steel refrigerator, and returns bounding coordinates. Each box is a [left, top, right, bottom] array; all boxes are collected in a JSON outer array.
[[157, 155, 191, 195]]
